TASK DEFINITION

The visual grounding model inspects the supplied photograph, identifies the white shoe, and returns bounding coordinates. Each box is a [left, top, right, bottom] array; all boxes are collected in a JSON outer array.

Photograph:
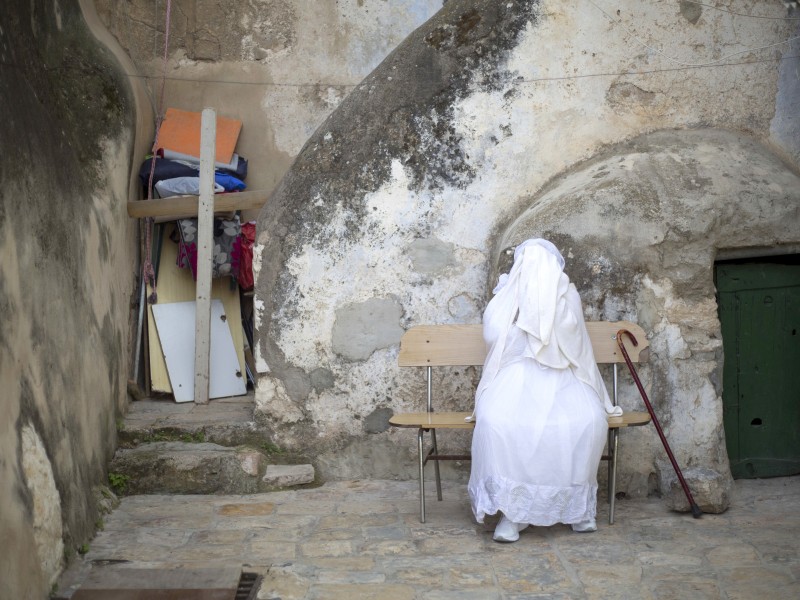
[[493, 515, 529, 543], [571, 518, 597, 533]]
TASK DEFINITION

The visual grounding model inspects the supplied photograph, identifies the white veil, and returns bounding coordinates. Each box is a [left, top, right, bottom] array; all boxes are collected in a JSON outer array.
[[475, 239, 621, 416]]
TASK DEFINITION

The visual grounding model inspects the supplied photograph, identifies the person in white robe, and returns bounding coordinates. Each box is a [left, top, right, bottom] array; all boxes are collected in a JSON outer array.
[[467, 238, 623, 542]]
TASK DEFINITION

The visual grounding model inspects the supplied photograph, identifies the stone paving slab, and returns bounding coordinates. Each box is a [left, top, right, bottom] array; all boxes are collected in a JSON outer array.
[[56, 477, 800, 599]]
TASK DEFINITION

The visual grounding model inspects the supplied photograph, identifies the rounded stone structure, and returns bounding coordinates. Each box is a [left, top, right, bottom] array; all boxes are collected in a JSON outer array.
[[497, 127, 800, 503]]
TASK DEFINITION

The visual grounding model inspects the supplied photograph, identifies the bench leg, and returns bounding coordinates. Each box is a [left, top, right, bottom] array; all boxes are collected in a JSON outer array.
[[430, 429, 443, 501], [607, 429, 613, 506], [608, 428, 619, 525], [418, 428, 426, 523]]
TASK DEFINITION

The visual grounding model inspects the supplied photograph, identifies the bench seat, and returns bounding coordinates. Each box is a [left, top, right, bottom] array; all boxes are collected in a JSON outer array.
[[389, 411, 651, 430], [390, 321, 651, 523]]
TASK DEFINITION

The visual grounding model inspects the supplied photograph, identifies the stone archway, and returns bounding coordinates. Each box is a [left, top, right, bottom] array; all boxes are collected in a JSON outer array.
[[494, 128, 800, 500]]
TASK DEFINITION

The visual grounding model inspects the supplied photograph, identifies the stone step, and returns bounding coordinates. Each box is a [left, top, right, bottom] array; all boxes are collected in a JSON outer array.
[[109, 441, 315, 495], [117, 397, 271, 449]]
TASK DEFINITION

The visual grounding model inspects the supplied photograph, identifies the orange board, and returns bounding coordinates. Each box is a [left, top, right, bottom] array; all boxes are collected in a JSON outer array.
[[156, 108, 242, 164]]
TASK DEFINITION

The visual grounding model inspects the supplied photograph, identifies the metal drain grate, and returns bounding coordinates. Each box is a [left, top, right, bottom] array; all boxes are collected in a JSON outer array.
[[236, 571, 262, 600], [66, 565, 260, 599]]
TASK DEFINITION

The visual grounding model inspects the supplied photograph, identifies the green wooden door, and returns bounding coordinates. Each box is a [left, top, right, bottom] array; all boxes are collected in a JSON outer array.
[[716, 261, 800, 478]]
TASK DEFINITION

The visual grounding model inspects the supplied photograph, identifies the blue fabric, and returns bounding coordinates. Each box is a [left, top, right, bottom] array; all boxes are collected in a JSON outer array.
[[214, 173, 247, 192]]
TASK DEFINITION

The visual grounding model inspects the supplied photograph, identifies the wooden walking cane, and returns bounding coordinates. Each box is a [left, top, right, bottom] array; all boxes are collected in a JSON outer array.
[[616, 329, 703, 518]]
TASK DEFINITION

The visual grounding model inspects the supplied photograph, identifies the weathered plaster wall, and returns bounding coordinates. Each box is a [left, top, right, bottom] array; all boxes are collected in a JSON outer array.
[[0, 0, 138, 595], [499, 128, 800, 493], [93, 0, 444, 207], [253, 0, 799, 490]]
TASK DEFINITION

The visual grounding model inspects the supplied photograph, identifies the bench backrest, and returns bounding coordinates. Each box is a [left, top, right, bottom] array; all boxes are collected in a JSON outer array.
[[398, 321, 648, 367]]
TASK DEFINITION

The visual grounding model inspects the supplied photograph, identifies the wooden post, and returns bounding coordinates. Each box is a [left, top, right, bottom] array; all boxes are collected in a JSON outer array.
[[194, 108, 216, 404]]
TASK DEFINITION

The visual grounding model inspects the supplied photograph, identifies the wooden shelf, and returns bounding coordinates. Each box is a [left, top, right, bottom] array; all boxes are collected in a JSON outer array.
[[128, 189, 268, 220]]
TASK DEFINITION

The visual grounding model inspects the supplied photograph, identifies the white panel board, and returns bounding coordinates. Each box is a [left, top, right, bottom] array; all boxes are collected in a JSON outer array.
[[146, 222, 245, 395], [152, 300, 247, 402]]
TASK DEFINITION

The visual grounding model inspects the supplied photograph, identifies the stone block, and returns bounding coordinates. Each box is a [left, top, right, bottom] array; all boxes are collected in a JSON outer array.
[[109, 442, 266, 494], [263, 464, 315, 487], [658, 464, 732, 514], [237, 449, 263, 476]]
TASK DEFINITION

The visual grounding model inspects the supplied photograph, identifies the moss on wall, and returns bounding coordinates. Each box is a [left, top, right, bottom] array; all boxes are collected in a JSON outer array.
[[0, 0, 135, 595]]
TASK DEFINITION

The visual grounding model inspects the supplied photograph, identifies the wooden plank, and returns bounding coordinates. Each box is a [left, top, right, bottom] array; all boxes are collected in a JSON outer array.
[[389, 411, 651, 429], [146, 223, 245, 396], [398, 321, 649, 367], [607, 411, 652, 428], [389, 411, 476, 429], [586, 321, 648, 363], [398, 324, 485, 367], [127, 190, 268, 219], [194, 108, 216, 404]]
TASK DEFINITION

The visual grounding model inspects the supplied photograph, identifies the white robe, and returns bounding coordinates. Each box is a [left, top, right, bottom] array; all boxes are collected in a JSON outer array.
[[468, 241, 620, 526]]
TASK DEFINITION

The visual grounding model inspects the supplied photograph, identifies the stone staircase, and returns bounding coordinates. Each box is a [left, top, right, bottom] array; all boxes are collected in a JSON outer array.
[[110, 394, 315, 495]]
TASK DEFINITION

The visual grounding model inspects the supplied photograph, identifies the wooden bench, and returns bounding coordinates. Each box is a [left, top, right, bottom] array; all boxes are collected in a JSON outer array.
[[389, 322, 651, 523]]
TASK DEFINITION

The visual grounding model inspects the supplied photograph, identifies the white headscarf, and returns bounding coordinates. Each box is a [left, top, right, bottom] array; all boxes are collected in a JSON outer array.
[[475, 238, 621, 416]]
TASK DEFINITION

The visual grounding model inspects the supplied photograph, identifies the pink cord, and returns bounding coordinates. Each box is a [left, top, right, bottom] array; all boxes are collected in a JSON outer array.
[[143, 0, 172, 304]]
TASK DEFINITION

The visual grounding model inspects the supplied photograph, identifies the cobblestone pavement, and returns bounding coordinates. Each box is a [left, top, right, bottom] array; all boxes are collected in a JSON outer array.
[[59, 476, 800, 599]]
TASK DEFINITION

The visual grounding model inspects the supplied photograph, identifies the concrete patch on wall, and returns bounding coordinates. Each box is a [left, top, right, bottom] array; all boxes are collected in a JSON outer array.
[[447, 292, 481, 322], [332, 297, 405, 362], [679, 0, 703, 25], [21, 424, 64, 587], [363, 407, 395, 434], [406, 236, 456, 274], [310, 368, 335, 394]]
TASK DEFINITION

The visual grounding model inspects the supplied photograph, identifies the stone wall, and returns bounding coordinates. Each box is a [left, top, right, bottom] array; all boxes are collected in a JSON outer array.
[[253, 0, 800, 493], [6, 0, 795, 594], [93, 0, 445, 210], [0, 1, 139, 596]]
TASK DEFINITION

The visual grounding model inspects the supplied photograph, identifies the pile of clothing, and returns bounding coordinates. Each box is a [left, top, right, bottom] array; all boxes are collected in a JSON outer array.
[[139, 148, 248, 198], [139, 141, 255, 291]]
